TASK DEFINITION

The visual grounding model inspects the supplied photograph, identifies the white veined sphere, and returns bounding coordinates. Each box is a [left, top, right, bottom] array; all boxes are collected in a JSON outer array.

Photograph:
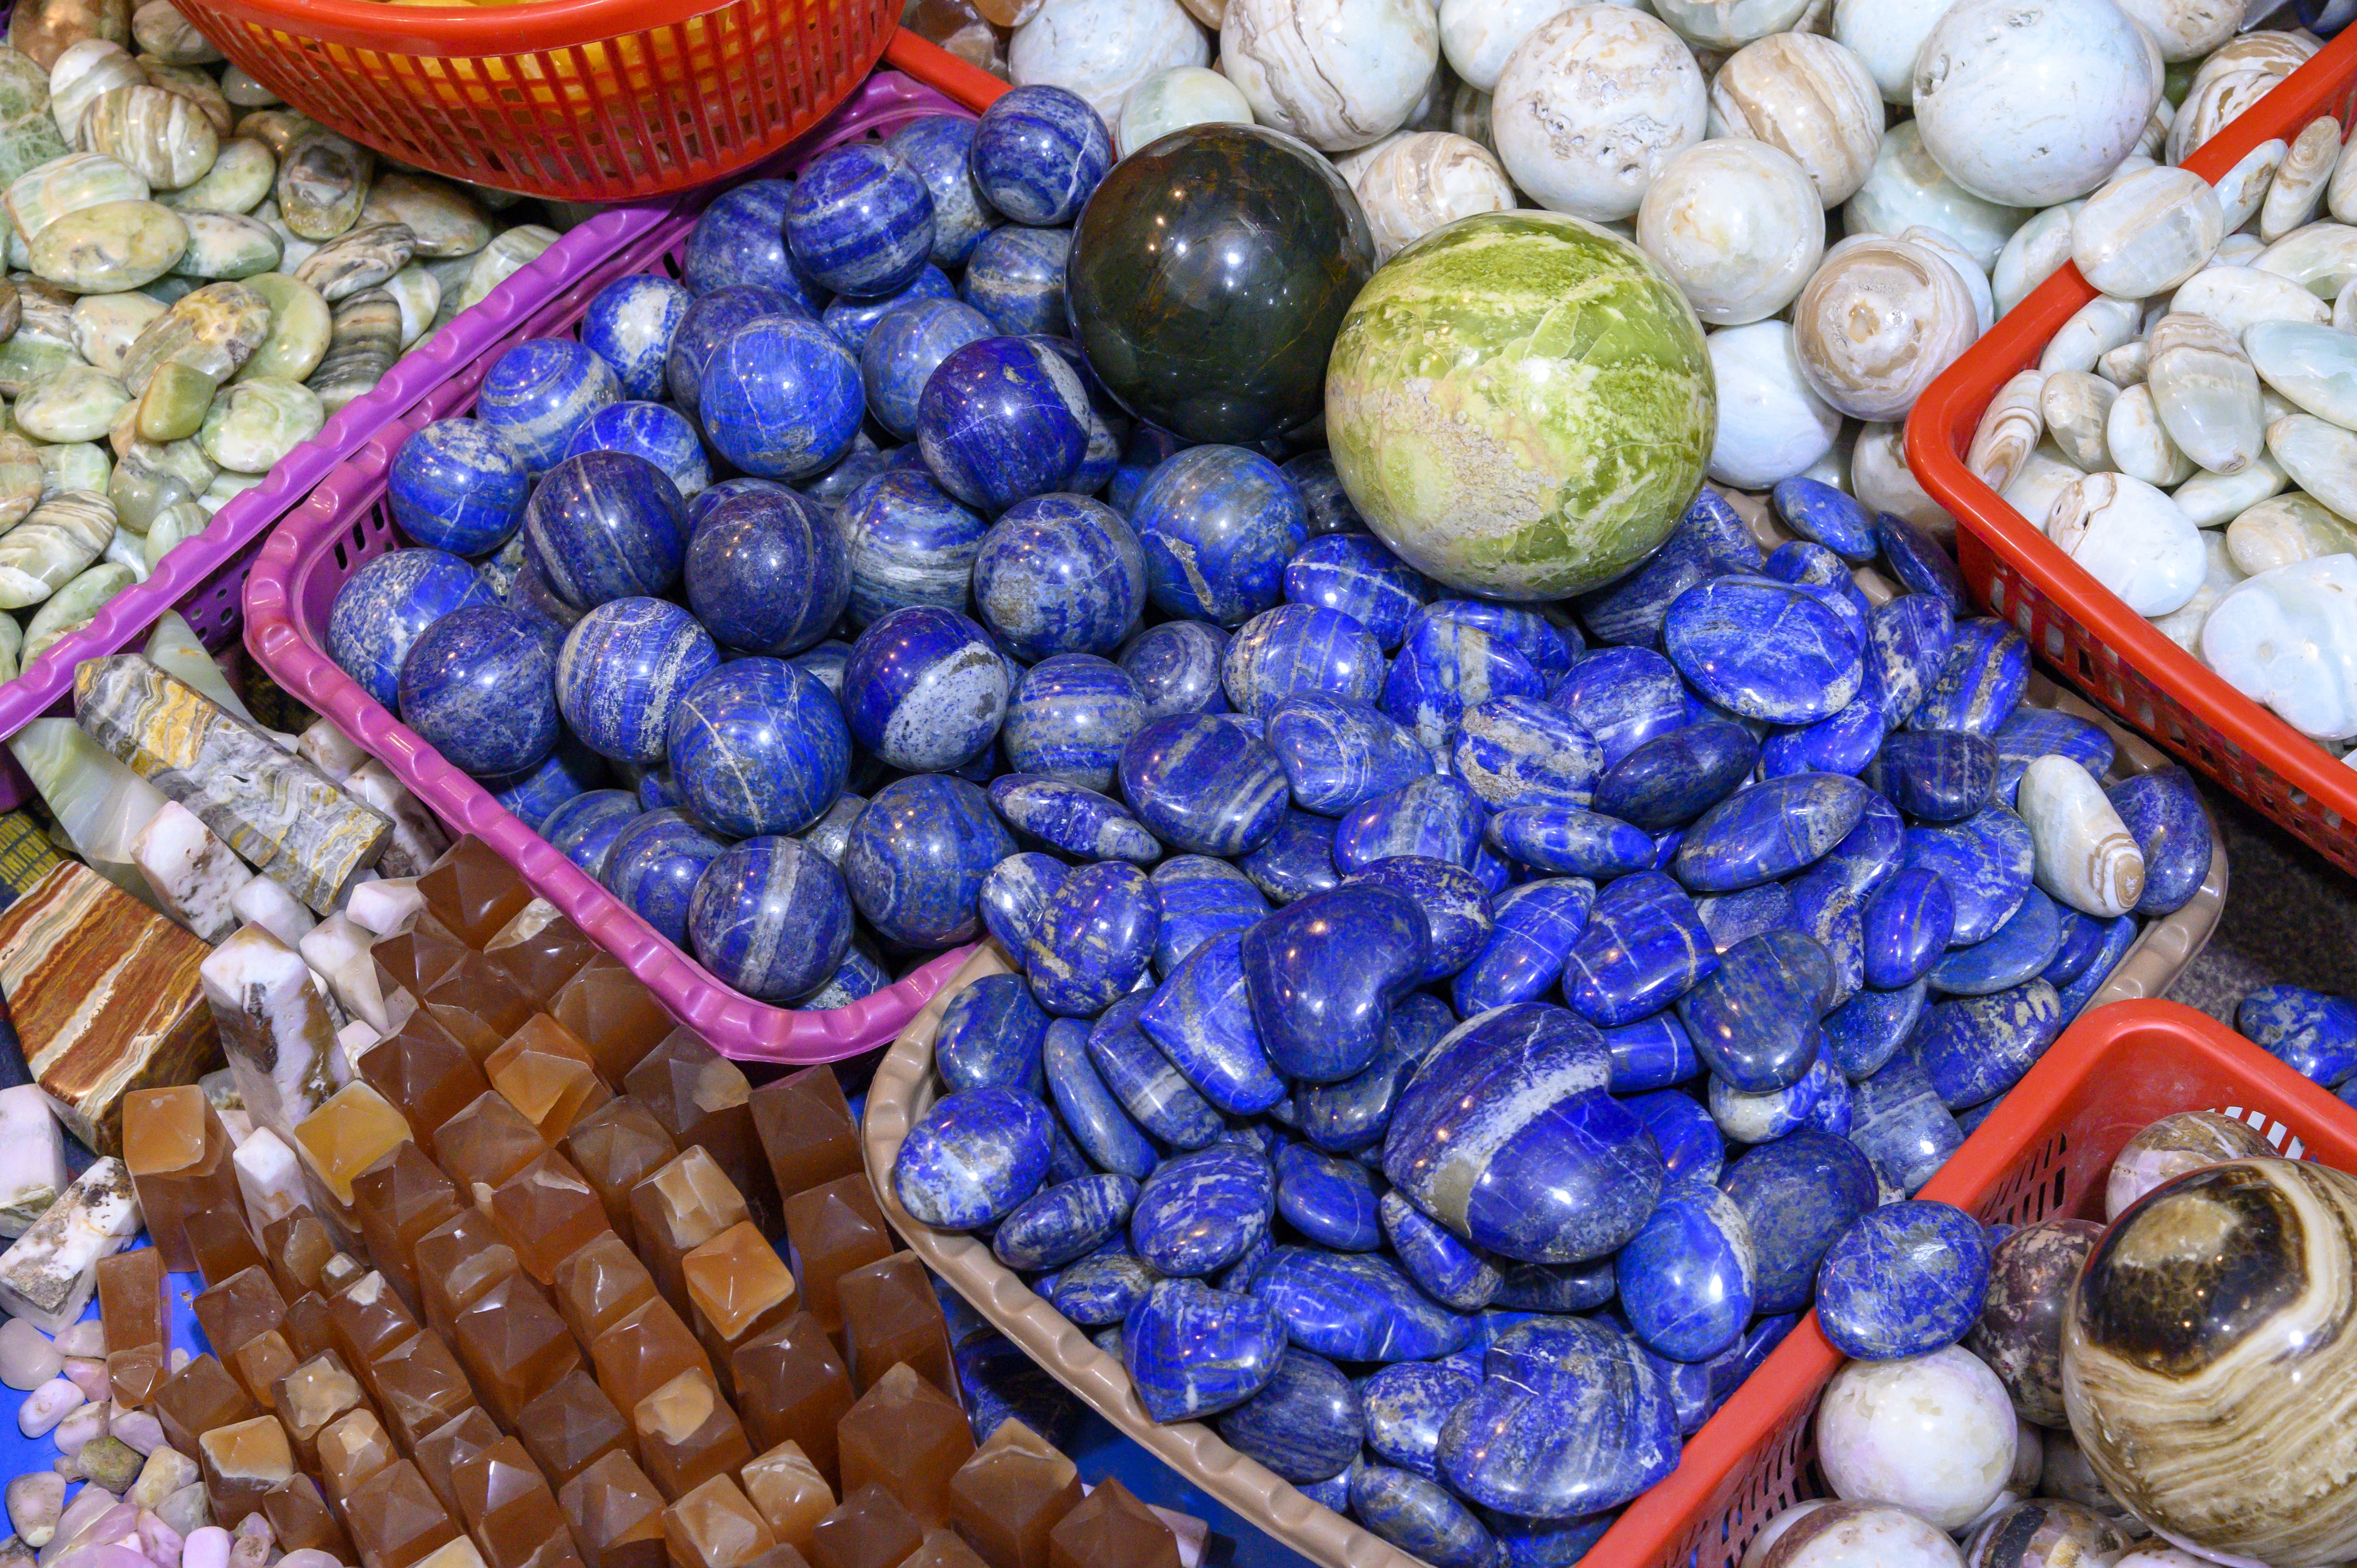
[[1638, 137, 1826, 324], [1117, 65, 1254, 155], [1493, 5, 1709, 221], [1791, 233, 1981, 422], [1009, 0, 1213, 124], [1350, 131, 1518, 260], [1706, 318, 1842, 489], [1219, 0, 1441, 152], [1438, 0, 1585, 92], [1833, 0, 1956, 104], [2110, 0, 2239, 61], [1707, 31, 1884, 206], [1653, 0, 1816, 50], [1815, 1347, 2020, 1532]]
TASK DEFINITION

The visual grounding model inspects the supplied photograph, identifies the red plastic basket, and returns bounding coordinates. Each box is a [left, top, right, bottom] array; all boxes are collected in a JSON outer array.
[[1585, 998, 2357, 1568], [244, 51, 1010, 1067], [1910, 27, 2357, 877], [169, 0, 903, 203]]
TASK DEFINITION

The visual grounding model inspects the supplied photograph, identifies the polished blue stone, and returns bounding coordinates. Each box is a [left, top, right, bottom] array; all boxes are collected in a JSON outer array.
[[1921, 978, 2071, 1109], [1763, 539, 1862, 604], [1758, 697, 1884, 780], [969, 83, 1110, 224], [973, 493, 1146, 662], [1574, 486, 1763, 648], [887, 115, 999, 268], [561, 400, 710, 499], [1427, 600, 1576, 687], [582, 274, 693, 403], [993, 1172, 1138, 1271], [1451, 695, 1602, 812], [1385, 1003, 1663, 1264], [1148, 855, 1269, 975], [1816, 1199, 1991, 1361], [483, 733, 604, 830], [1118, 620, 1230, 720], [1044, 1016, 1158, 1180], [1121, 1277, 1285, 1422], [1348, 857, 1491, 982], [2058, 913, 2140, 1021], [1865, 729, 1998, 823], [603, 808, 726, 946], [892, 1084, 1054, 1229], [1825, 979, 1929, 1082], [1720, 1127, 1879, 1313], [820, 264, 954, 353], [1993, 706, 2116, 802], [664, 285, 800, 422], [688, 476, 792, 531], [1848, 1054, 1966, 1193], [791, 642, 853, 702], [1875, 510, 1971, 612], [1129, 445, 1308, 627], [1694, 882, 1797, 954], [1222, 604, 1384, 720], [1673, 928, 1832, 1092], [1107, 423, 1185, 514], [1562, 871, 1721, 1028], [680, 180, 815, 303], [1453, 878, 1594, 1016], [1212, 1348, 1362, 1485], [859, 296, 994, 442], [632, 764, 686, 814], [1912, 617, 2028, 738], [1351, 1465, 1499, 1568], [398, 603, 558, 777], [1273, 1142, 1383, 1250], [2108, 766, 2212, 916], [1592, 720, 1759, 833], [1284, 533, 1428, 650], [1336, 775, 1485, 873], [1710, 1051, 1845, 1143], [1001, 655, 1144, 793], [686, 835, 852, 1002], [1383, 609, 1546, 752], [1139, 927, 1286, 1114], [841, 773, 1013, 946], [1237, 808, 1339, 904], [1550, 647, 1688, 768], [979, 851, 1068, 955], [841, 606, 1009, 773], [1118, 712, 1288, 857], [523, 450, 688, 614], [1292, 1004, 1432, 1153], [989, 775, 1157, 862], [1486, 1255, 1612, 1314], [2041, 905, 2104, 986], [390, 418, 528, 557], [1867, 593, 1956, 731], [959, 1329, 1082, 1447], [1862, 865, 1955, 989], [958, 226, 1071, 337], [1363, 1361, 1480, 1480], [1663, 576, 1863, 724], [783, 141, 933, 297], [1272, 449, 1352, 536], [1087, 995, 1221, 1147], [1485, 1510, 1617, 1568], [1785, 871, 1866, 1009], [542, 789, 639, 879], [1622, 1089, 1722, 1184], [1772, 476, 1877, 562], [1050, 1249, 1157, 1326], [1437, 1318, 1679, 1518], [1023, 861, 1158, 1016], [1601, 1012, 1698, 1093], [802, 442, 894, 512], [1674, 775, 1869, 895], [1129, 1141, 1276, 1276], [1618, 1178, 1755, 1362], [2237, 984, 2357, 1086], [696, 313, 864, 481], [836, 469, 982, 632], [917, 335, 1092, 513], [802, 939, 889, 1010], [1264, 692, 1430, 819], [553, 597, 717, 767], [479, 337, 619, 475], [937, 973, 1050, 1093], [328, 547, 498, 710], [1250, 1247, 1472, 1362], [1903, 807, 2035, 947], [1929, 886, 2066, 995], [1380, 1191, 1501, 1312], [1486, 806, 1652, 879], [1241, 882, 1427, 1082]]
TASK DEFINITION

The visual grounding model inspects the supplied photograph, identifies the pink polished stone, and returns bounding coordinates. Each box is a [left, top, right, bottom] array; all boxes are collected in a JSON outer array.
[[184, 1526, 233, 1568]]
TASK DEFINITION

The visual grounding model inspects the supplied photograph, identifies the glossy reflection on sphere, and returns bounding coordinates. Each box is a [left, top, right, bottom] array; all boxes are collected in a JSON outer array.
[[398, 603, 560, 778]]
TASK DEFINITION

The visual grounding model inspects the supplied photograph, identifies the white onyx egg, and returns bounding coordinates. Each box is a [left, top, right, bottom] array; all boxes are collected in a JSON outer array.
[[1350, 131, 1516, 260], [1844, 122, 2030, 272], [2111, 0, 2238, 62], [2201, 553, 2357, 739], [1833, 0, 1955, 104], [1791, 233, 1981, 422], [1636, 137, 1824, 325], [1117, 65, 1253, 155], [1705, 318, 1841, 489], [2046, 471, 2206, 616], [1816, 1347, 2019, 1533], [1010, 0, 1212, 124], [1493, 4, 1708, 221]]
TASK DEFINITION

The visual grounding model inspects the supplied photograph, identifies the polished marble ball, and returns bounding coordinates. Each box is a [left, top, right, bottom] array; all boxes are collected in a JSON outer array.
[[842, 773, 1014, 946], [1285, 531, 1432, 650], [389, 418, 530, 558], [397, 603, 560, 778], [581, 274, 695, 402], [682, 484, 851, 657], [1960, 1499, 2129, 1568], [560, 400, 711, 498], [972, 492, 1147, 661], [686, 835, 854, 1003], [1223, 602, 1386, 719], [917, 334, 1093, 512], [1119, 619, 1230, 718], [1750, 1501, 1969, 1567], [859, 295, 994, 441], [970, 83, 1113, 226], [1963, 1217, 2102, 1429], [542, 788, 640, 879], [479, 337, 620, 475], [2103, 1109, 2277, 1220], [681, 179, 820, 307], [820, 264, 955, 353], [666, 657, 850, 838], [801, 440, 895, 512], [663, 283, 800, 422], [1002, 653, 1147, 792], [961, 225, 1075, 338], [1816, 1200, 1992, 1361], [697, 313, 865, 480], [784, 141, 936, 299], [1817, 1345, 2018, 1531], [887, 114, 1001, 268], [603, 807, 730, 947], [327, 546, 498, 710], [842, 606, 1011, 773], [554, 596, 719, 766], [837, 468, 986, 628], [1130, 443, 1311, 625], [522, 449, 689, 613]]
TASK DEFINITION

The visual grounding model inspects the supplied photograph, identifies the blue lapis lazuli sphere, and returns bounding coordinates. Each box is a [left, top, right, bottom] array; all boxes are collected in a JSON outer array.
[[784, 141, 936, 299], [1130, 443, 1311, 625], [837, 468, 986, 627], [680, 180, 823, 311], [522, 450, 689, 611], [821, 264, 955, 354], [560, 401, 711, 499], [484, 732, 608, 832], [603, 807, 729, 947], [969, 84, 1113, 227], [397, 603, 560, 778], [696, 314, 865, 481], [554, 596, 720, 766], [327, 547, 498, 711], [842, 606, 1011, 773], [917, 335, 1092, 513], [1002, 653, 1147, 793], [683, 485, 852, 657], [972, 493, 1147, 662], [666, 657, 851, 838], [888, 115, 1000, 268], [478, 338, 620, 475], [581, 274, 694, 402], [664, 284, 799, 421], [860, 296, 994, 441], [688, 835, 855, 1003], [543, 788, 640, 879], [389, 419, 530, 558], [961, 227, 1072, 339], [842, 773, 1014, 947]]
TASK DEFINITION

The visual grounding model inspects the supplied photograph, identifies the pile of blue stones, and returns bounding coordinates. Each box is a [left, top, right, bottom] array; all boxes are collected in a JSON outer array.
[[2238, 985, 2357, 1102]]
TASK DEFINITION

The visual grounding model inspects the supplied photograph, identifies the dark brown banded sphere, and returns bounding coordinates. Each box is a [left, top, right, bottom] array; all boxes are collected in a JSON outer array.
[[1965, 1217, 2103, 1427]]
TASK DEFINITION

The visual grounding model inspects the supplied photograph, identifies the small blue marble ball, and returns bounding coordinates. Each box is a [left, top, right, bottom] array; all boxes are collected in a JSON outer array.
[[820, 264, 955, 353], [522, 450, 689, 611], [917, 335, 1092, 513], [842, 606, 1011, 773], [803, 441, 896, 513], [484, 732, 607, 832], [687, 477, 791, 532], [696, 313, 865, 481], [666, 657, 851, 838], [389, 419, 530, 558], [960, 226, 1073, 339], [682, 485, 852, 657], [1815, 1199, 1994, 1361], [327, 547, 498, 710], [680, 179, 822, 310], [663, 284, 799, 421], [1119, 620, 1230, 718], [860, 296, 994, 441], [837, 468, 987, 627], [969, 84, 1112, 227], [554, 597, 719, 766], [887, 115, 1000, 269], [603, 807, 730, 947], [479, 338, 620, 475], [581, 274, 694, 402], [1002, 653, 1147, 793], [397, 603, 560, 778], [843, 774, 1015, 947], [560, 401, 711, 499], [1223, 602, 1386, 719], [686, 835, 855, 1003], [784, 141, 936, 299], [972, 493, 1147, 662], [542, 788, 640, 879], [1131, 443, 1310, 625]]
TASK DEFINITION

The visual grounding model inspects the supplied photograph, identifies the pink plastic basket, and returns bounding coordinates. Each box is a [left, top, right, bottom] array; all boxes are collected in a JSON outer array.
[[244, 61, 1006, 1066]]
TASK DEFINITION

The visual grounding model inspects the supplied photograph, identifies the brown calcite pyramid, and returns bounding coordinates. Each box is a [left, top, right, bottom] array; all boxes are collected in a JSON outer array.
[[487, 1151, 609, 1282], [563, 1099, 677, 1245], [903, 1533, 989, 1568], [740, 1440, 833, 1559], [837, 1365, 974, 1531], [730, 1312, 856, 1488], [837, 1252, 954, 1399], [947, 1422, 1081, 1568], [123, 1084, 244, 1271], [417, 838, 534, 950], [777, 1178, 893, 1341], [1045, 1482, 1177, 1568], [97, 1244, 166, 1405], [361, 1012, 492, 1142], [807, 1485, 924, 1568], [748, 1069, 862, 1207], [558, 1451, 667, 1568], [516, 1369, 631, 1488]]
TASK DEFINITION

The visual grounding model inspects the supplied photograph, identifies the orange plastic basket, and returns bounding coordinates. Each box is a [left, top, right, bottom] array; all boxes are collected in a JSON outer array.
[[1586, 998, 2357, 1568], [1910, 29, 2357, 875], [166, 0, 984, 201]]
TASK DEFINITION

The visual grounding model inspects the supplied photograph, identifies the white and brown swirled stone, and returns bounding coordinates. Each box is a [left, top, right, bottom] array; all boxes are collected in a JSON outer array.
[[2103, 1109, 2277, 1220]]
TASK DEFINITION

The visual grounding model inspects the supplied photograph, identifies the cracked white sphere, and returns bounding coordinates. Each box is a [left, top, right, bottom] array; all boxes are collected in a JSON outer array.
[[1220, 0, 1441, 152], [1637, 137, 1824, 325], [1492, 4, 1708, 221]]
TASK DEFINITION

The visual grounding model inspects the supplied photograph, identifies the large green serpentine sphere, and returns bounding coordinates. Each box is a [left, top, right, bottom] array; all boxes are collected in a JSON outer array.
[[1324, 211, 1716, 600]]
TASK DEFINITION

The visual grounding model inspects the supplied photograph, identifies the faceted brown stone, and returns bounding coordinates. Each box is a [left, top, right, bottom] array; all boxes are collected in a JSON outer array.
[[154, 1352, 260, 1454], [485, 901, 600, 1011], [435, 1092, 553, 1205], [124, 1084, 244, 1273], [264, 1472, 356, 1558], [232, 1330, 300, 1411], [681, 1222, 797, 1372], [747, 1070, 862, 1208], [186, 1207, 267, 1288], [362, 1012, 493, 1142], [777, 1179, 892, 1343], [555, 1231, 661, 1350], [552, 962, 675, 1087], [318, 1407, 398, 1503], [418, 838, 534, 949], [97, 1245, 166, 1406], [354, 1142, 465, 1301], [415, 1208, 523, 1340], [807, 1486, 922, 1568], [836, 1365, 972, 1531], [663, 1474, 776, 1568], [903, 1535, 988, 1568], [740, 1441, 832, 1560], [415, 1408, 506, 1519], [346, 1458, 463, 1568], [836, 1254, 953, 1401], [195, 1266, 288, 1360], [295, 1083, 416, 1217], [593, 1299, 714, 1416], [630, 1148, 749, 1317], [560, 1451, 668, 1568], [454, 1435, 579, 1568], [1044, 1481, 1175, 1568], [625, 1032, 774, 1233], [631, 1369, 751, 1502], [516, 1369, 633, 1488], [272, 1348, 365, 1470], [564, 1100, 678, 1247], [946, 1423, 1079, 1568], [285, 1290, 337, 1361], [453, 1271, 583, 1427], [322, 1250, 370, 1295], [265, 1210, 341, 1298], [415, 1541, 493, 1568], [488, 1151, 611, 1283], [378, 924, 537, 1065], [199, 1413, 295, 1526], [488, 1015, 611, 1142], [330, 1271, 424, 1374], [730, 1315, 853, 1490], [375, 1327, 480, 1452]]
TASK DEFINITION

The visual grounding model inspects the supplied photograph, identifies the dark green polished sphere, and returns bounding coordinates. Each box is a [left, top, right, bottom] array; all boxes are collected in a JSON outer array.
[[1065, 123, 1377, 445]]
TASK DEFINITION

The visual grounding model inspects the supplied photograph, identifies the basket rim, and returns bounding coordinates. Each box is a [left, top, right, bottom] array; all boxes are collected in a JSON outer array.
[[180, 0, 856, 57]]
